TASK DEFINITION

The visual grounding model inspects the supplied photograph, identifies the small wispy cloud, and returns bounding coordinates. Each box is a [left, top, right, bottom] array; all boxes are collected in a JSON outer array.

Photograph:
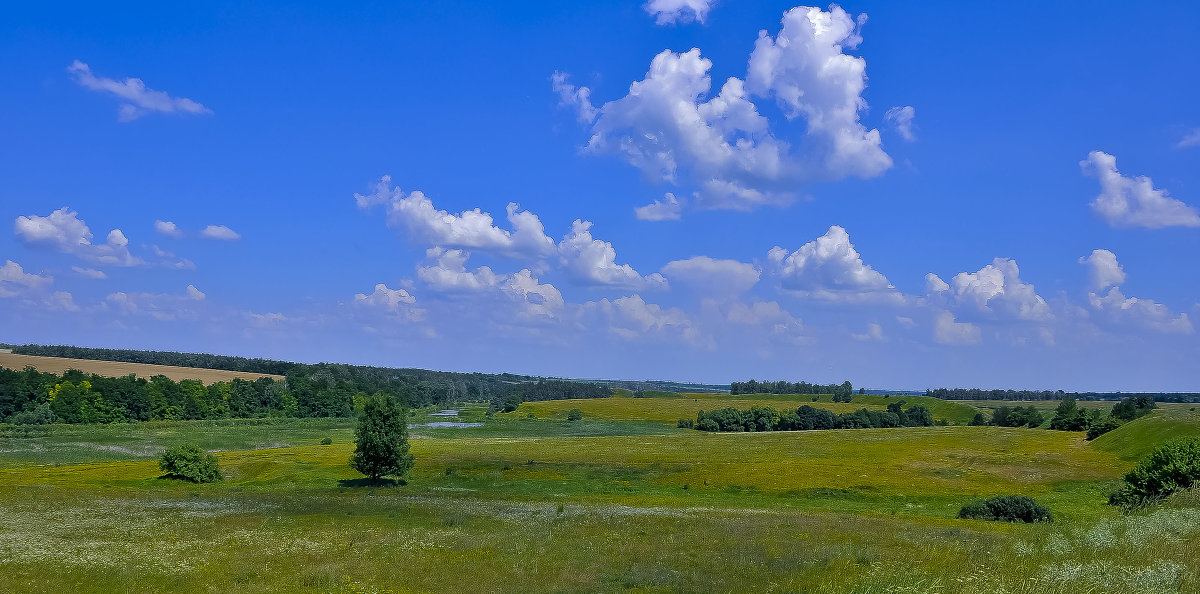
[[67, 60, 212, 122], [200, 225, 241, 241], [885, 106, 916, 142], [1178, 128, 1200, 149]]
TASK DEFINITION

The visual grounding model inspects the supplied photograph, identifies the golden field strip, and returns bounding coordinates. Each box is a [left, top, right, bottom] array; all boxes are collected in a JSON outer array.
[[0, 352, 284, 382]]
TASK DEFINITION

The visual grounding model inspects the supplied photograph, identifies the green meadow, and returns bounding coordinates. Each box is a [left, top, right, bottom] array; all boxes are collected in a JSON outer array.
[[1, 398, 1199, 592]]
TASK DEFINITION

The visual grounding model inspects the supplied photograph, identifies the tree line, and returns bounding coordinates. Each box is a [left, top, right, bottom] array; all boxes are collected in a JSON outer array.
[[1, 363, 610, 425], [730, 379, 854, 400], [2, 344, 612, 422], [682, 401, 938, 433], [925, 387, 1199, 403], [965, 395, 1157, 440]]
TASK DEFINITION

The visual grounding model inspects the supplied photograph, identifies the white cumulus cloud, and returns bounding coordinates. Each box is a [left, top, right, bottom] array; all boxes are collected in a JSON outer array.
[[767, 225, 896, 301], [353, 283, 424, 323], [68, 60, 212, 122], [643, 0, 716, 25], [186, 285, 206, 300], [1079, 249, 1125, 291], [417, 248, 502, 292], [558, 5, 891, 215], [356, 176, 555, 259], [1081, 151, 1200, 228], [0, 260, 53, 297], [551, 72, 598, 123], [584, 294, 700, 344], [634, 193, 685, 221], [155, 220, 183, 238], [934, 258, 1052, 322], [1088, 287, 1192, 334], [15, 207, 142, 266], [745, 6, 891, 179], [558, 220, 667, 290], [503, 269, 565, 319], [934, 311, 981, 345]]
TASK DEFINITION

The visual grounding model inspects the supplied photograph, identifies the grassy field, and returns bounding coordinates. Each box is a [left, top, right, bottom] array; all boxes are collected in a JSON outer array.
[[0, 352, 285, 382], [513, 393, 981, 426], [0, 401, 1198, 591]]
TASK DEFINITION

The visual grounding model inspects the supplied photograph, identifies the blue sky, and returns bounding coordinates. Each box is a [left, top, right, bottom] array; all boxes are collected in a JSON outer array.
[[2, 1, 1198, 390]]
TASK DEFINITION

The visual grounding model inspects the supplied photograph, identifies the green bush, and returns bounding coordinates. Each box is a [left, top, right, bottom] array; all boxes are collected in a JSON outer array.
[[958, 495, 1051, 523], [159, 444, 222, 483], [677, 418, 694, 429], [1086, 416, 1123, 440], [1110, 438, 1200, 507], [566, 408, 583, 422], [10, 403, 56, 425], [320, 437, 333, 445]]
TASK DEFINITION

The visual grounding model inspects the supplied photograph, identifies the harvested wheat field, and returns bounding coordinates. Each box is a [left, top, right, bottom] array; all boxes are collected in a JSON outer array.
[[0, 353, 284, 383]]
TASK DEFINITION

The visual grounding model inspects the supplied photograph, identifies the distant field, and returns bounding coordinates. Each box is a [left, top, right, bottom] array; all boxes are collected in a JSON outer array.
[[513, 393, 980, 425], [965, 399, 1191, 410], [0, 353, 284, 383]]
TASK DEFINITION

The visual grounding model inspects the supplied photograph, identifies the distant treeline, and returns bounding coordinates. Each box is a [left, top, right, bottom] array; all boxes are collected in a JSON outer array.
[[682, 401, 938, 433], [925, 387, 1200, 403], [1, 345, 612, 423], [730, 379, 853, 398]]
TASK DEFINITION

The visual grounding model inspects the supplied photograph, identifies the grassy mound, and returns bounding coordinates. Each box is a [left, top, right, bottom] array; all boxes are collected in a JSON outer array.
[[1091, 408, 1200, 462]]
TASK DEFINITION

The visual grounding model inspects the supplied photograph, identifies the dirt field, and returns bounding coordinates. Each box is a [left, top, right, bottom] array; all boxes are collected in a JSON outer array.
[[0, 353, 284, 383]]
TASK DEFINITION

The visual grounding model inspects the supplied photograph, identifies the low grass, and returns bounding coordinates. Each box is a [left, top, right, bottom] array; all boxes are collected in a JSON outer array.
[[1, 401, 1198, 592], [1091, 407, 1200, 461], [511, 393, 980, 425]]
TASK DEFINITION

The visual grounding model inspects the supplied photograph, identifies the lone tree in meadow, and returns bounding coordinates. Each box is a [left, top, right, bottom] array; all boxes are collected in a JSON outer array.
[[349, 392, 414, 483]]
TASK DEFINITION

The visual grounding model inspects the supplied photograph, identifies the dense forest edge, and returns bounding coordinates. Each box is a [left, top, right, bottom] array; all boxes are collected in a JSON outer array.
[[0, 343, 613, 424]]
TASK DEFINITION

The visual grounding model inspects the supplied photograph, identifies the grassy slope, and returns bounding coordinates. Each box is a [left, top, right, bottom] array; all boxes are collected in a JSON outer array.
[[512, 393, 980, 425], [1091, 406, 1200, 461], [2, 405, 1199, 592]]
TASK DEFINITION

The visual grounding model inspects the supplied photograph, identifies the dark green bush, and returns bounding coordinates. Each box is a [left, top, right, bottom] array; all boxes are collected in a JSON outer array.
[[566, 408, 583, 422], [958, 495, 1051, 522], [10, 403, 56, 425], [159, 444, 222, 483], [320, 437, 333, 445], [677, 418, 694, 429], [1086, 416, 1123, 440], [1110, 438, 1200, 507]]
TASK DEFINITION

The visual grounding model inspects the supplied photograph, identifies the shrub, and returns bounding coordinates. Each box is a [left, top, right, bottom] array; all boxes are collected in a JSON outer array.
[[1109, 438, 1200, 507], [1111, 396, 1156, 421], [159, 444, 223, 483], [566, 408, 583, 422], [320, 437, 333, 445], [958, 495, 1051, 523], [677, 418, 694, 429], [1086, 416, 1122, 440], [10, 403, 56, 425]]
